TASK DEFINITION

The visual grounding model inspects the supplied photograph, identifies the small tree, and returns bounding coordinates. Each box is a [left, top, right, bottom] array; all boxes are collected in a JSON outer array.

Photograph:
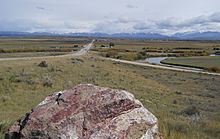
[[109, 42, 115, 47]]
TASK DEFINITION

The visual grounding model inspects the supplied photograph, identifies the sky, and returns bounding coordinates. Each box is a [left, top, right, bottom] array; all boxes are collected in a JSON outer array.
[[0, 0, 220, 35]]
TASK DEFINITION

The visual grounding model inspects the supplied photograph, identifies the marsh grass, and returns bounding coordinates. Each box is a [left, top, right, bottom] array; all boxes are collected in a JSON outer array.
[[162, 56, 220, 73]]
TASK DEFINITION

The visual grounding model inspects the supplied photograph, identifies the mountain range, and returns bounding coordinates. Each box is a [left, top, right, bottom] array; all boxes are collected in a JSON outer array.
[[0, 31, 220, 40]]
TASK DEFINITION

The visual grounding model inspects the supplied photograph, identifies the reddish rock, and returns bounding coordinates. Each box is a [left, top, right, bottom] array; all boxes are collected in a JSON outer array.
[[6, 84, 161, 139]]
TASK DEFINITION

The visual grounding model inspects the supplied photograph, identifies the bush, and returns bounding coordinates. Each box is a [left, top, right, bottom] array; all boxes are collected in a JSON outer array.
[[207, 67, 220, 73], [43, 77, 53, 87], [181, 106, 200, 116], [38, 61, 48, 67], [0, 76, 3, 81], [0, 49, 5, 53], [173, 99, 177, 104], [213, 47, 220, 50], [105, 51, 118, 58], [175, 91, 182, 95], [167, 121, 189, 133], [109, 42, 115, 47], [71, 58, 84, 64], [138, 51, 146, 56]]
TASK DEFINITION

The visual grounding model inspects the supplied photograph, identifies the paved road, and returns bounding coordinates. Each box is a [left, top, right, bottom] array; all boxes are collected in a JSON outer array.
[[107, 58, 220, 76], [0, 40, 94, 61], [73, 40, 94, 56]]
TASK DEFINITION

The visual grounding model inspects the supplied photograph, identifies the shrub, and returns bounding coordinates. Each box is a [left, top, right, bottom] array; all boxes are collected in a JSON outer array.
[[9, 74, 20, 83], [0, 76, 3, 81], [213, 47, 220, 50], [173, 99, 177, 104], [109, 42, 115, 47], [175, 91, 182, 95], [105, 51, 118, 58], [181, 106, 200, 116], [71, 58, 84, 64], [43, 77, 53, 87], [167, 121, 189, 133], [38, 61, 48, 67], [139, 51, 146, 56], [0, 49, 5, 53], [207, 67, 220, 73]]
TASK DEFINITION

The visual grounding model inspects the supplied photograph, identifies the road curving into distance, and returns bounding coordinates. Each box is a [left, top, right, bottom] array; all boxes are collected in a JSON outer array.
[[107, 58, 220, 76], [0, 39, 95, 61]]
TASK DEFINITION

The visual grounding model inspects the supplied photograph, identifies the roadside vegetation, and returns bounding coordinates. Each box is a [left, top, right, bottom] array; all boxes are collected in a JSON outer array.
[[0, 38, 220, 139], [0, 37, 88, 58]]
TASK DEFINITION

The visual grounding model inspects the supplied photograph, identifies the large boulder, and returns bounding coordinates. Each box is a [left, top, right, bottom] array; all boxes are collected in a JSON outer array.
[[6, 84, 161, 139]]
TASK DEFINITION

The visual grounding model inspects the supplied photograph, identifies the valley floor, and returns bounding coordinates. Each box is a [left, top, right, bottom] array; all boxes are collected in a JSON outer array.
[[0, 38, 220, 139], [0, 53, 220, 139]]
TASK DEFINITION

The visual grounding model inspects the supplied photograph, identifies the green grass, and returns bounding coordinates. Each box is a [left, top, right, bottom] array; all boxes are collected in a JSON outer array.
[[0, 53, 220, 139], [0, 37, 89, 54], [0, 52, 71, 58], [0, 38, 220, 139], [94, 39, 220, 58], [161, 56, 220, 72], [96, 39, 220, 51]]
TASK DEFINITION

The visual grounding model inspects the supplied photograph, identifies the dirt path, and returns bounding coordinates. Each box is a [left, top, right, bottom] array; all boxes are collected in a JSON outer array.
[[107, 58, 220, 76], [0, 40, 94, 61]]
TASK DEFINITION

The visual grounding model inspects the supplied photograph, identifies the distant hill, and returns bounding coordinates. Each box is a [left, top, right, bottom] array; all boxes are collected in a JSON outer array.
[[172, 32, 220, 40], [67, 32, 171, 39], [0, 31, 220, 40]]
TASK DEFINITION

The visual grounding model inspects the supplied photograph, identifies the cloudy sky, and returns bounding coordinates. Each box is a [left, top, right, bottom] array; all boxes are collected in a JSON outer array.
[[0, 0, 220, 34]]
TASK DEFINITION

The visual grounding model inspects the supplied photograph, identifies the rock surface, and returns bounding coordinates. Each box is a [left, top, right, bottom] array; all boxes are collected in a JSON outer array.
[[6, 84, 161, 139]]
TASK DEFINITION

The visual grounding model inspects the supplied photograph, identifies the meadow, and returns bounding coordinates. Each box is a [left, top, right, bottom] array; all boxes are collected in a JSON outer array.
[[0, 37, 220, 139], [94, 39, 220, 60], [0, 37, 90, 58]]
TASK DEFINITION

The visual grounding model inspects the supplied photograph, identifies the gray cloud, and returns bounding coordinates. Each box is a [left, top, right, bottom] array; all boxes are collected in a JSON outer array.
[[92, 20, 135, 34], [36, 6, 46, 10], [133, 22, 154, 30], [126, 4, 137, 9], [209, 12, 220, 22], [161, 12, 220, 28], [0, 0, 220, 34], [141, 12, 220, 34]]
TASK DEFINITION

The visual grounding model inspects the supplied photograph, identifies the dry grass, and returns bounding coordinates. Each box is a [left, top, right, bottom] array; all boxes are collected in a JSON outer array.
[[0, 38, 220, 138]]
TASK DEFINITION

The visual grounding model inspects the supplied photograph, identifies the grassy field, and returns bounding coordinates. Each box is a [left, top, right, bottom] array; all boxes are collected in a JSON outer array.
[[162, 56, 220, 72], [0, 52, 71, 58], [0, 37, 91, 58], [0, 38, 220, 139], [94, 39, 220, 59]]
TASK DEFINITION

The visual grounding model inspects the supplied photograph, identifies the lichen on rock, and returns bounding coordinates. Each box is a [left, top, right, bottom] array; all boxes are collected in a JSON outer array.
[[5, 84, 161, 139]]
